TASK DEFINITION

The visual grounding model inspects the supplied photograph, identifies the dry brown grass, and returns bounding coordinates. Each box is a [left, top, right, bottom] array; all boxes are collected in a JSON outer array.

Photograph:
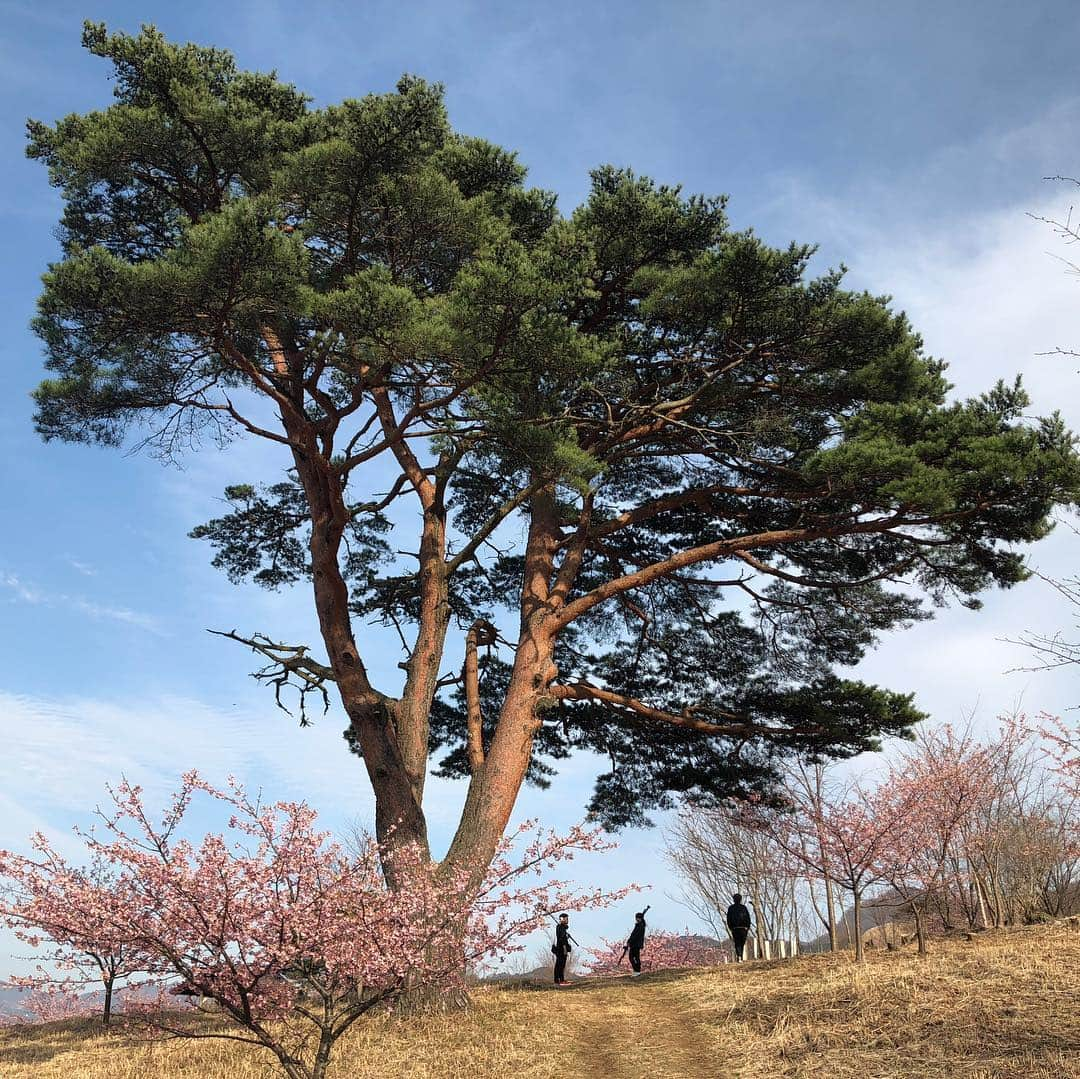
[[2, 919, 1077, 1078]]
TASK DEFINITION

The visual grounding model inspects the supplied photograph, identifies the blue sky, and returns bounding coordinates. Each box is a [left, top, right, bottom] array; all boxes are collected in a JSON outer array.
[[3, 0, 1080, 971]]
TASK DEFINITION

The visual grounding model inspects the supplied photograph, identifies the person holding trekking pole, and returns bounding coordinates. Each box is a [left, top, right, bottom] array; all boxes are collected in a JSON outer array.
[[620, 906, 650, 975]]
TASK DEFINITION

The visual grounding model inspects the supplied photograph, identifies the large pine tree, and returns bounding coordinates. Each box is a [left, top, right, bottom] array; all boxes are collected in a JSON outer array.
[[27, 23, 1080, 883]]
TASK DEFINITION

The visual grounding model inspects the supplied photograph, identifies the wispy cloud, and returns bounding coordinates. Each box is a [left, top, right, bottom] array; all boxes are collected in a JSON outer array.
[[0, 689, 380, 828], [0, 570, 166, 635], [0, 572, 45, 605], [65, 557, 96, 577]]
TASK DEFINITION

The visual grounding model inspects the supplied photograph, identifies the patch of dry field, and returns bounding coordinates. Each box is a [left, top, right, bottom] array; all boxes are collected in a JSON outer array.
[[1, 920, 1077, 1078]]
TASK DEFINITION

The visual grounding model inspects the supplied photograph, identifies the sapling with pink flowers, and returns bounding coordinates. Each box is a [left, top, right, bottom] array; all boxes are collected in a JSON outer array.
[[872, 726, 996, 954], [0, 847, 144, 1026], [743, 782, 900, 962]]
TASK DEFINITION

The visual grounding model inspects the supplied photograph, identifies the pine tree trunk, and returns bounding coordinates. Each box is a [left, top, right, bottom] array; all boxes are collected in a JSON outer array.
[[442, 489, 562, 882]]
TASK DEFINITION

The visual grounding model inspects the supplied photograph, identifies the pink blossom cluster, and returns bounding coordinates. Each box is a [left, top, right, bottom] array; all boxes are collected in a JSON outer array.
[[585, 930, 728, 976], [0, 844, 146, 1026], [0, 985, 100, 1024], [1036, 713, 1080, 796]]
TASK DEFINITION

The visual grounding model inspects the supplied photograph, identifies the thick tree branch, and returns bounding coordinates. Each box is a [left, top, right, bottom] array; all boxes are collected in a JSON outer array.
[[549, 682, 819, 739], [552, 509, 983, 630]]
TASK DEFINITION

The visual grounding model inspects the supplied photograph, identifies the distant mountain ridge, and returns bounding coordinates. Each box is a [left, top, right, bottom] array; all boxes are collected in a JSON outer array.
[[0, 985, 32, 1019]]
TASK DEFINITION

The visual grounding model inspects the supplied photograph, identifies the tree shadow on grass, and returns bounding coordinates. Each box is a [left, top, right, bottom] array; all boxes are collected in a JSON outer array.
[[0, 1010, 215, 1067], [0, 1017, 120, 1066]]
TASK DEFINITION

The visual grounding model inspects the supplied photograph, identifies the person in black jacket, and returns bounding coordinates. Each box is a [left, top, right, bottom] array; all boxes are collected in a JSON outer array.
[[552, 913, 572, 985], [626, 911, 647, 975], [727, 893, 752, 961]]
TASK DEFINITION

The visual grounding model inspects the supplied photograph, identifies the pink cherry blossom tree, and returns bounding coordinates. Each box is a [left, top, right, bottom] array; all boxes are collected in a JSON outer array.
[[744, 779, 901, 962], [872, 726, 996, 954], [0, 773, 635, 1079], [0, 985, 102, 1025], [0, 846, 144, 1026], [956, 715, 1079, 929]]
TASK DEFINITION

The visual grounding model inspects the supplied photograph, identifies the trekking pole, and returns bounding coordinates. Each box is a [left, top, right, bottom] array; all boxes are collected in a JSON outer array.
[[547, 912, 579, 948]]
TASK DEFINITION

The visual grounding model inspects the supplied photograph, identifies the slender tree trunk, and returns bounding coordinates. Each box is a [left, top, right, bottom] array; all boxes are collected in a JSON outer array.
[[751, 887, 765, 958], [988, 867, 1005, 927], [970, 860, 991, 929], [911, 899, 927, 957], [311, 1027, 334, 1079], [853, 889, 865, 962], [825, 872, 838, 951]]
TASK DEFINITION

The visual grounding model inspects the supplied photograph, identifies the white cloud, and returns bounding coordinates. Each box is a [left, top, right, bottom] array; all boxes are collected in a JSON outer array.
[[0, 570, 166, 636], [0, 572, 44, 605], [0, 690, 368, 819]]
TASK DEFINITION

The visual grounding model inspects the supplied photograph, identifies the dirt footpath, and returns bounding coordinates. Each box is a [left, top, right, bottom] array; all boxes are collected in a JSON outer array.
[[552, 972, 734, 1079]]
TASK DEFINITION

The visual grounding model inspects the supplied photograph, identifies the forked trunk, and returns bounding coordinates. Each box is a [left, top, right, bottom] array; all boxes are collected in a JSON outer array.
[[443, 488, 563, 881]]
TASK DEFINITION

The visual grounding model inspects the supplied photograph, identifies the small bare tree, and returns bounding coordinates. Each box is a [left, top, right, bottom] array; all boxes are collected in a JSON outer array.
[[664, 804, 801, 954]]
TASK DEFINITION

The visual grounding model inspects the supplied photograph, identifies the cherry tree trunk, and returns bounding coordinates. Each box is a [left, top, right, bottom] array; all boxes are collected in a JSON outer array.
[[102, 975, 114, 1027], [852, 889, 865, 962]]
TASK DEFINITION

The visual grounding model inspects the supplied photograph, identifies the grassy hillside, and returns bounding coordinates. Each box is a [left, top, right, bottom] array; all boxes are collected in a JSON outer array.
[[2, 920, 1078, 1078]]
